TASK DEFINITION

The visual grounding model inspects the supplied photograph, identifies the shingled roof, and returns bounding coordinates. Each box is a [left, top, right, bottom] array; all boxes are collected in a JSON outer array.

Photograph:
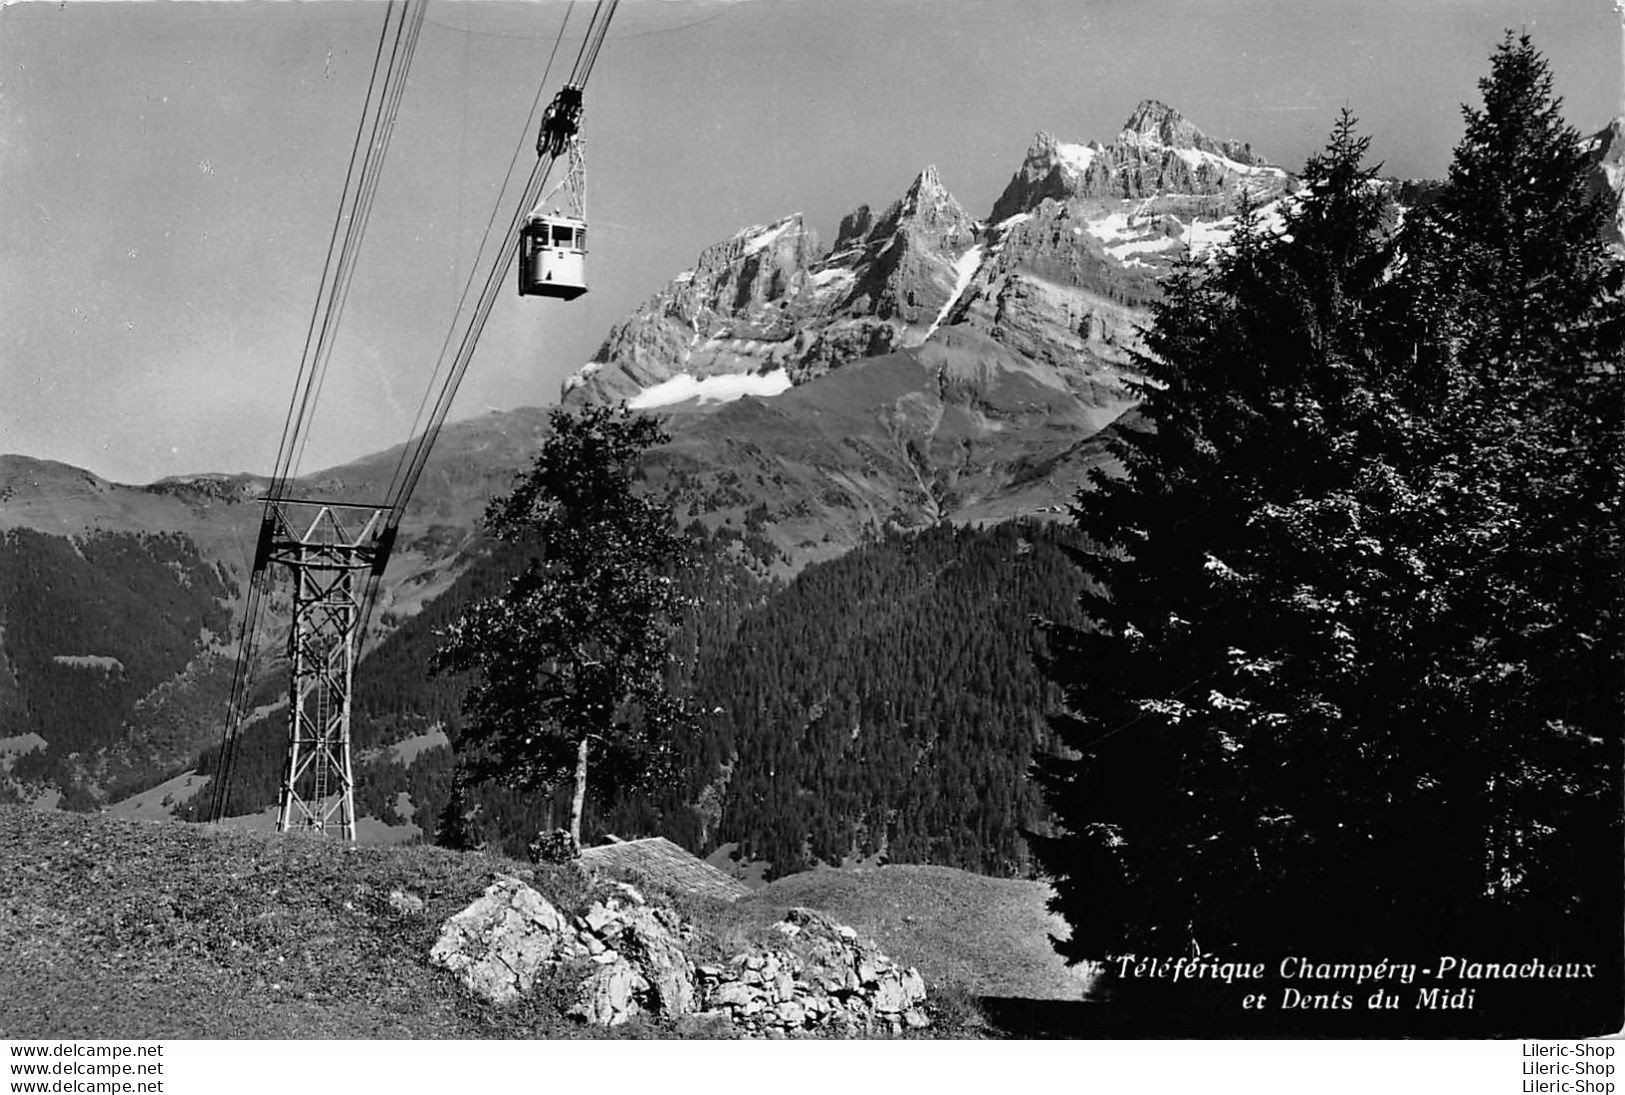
[[578, 836, 752, 902]]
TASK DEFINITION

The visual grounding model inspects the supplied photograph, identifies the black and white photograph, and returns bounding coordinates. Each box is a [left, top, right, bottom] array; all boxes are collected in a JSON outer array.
[[1, 0, 1621, 1067]]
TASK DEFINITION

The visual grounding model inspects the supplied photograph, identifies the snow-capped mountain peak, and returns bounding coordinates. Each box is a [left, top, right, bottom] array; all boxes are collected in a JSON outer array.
[[564, 103, 1302, 414], [1119, 99, 1264, 166], [989, 102, 1292, 223]]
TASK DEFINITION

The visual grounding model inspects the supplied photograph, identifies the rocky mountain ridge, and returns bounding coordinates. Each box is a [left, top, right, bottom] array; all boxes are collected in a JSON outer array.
[[1584, 117, 1625, 252], [551, 100, 1308, 569], [565, 100, 1294, 415], [987, 98, 1287, 221]]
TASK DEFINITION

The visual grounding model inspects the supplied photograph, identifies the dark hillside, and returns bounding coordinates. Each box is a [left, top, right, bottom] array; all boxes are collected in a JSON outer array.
[[683, 519, 1089, 878], [181, 519, 1085, 887], [0, 529, 233, 808], [185, 525, 780, 840]]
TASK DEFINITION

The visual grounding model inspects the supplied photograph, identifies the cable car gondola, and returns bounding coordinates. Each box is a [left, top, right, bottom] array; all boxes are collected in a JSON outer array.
[[520, 84, 589, 300], [518, 213, 587, 299]]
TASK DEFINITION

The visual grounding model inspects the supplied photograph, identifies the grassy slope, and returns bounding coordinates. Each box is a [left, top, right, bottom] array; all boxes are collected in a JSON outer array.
[[730, 865, 1090, 1002], [0, 807, 600, 1039], [2, 808, 1056, 1039]]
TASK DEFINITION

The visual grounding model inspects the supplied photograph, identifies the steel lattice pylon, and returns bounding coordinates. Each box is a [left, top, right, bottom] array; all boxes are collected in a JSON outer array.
[[256, 500, 391, 839]]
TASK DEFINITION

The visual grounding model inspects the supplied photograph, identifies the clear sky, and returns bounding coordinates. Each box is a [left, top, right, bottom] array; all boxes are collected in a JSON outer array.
[[2, 0, 1618, 484]]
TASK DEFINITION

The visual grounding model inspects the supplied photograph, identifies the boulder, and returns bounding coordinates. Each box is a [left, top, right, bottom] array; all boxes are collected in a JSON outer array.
[[611, 882, 646, 906], [616, 905, 697, 1017], [583, 902, 620, 936], [428, 878, 570, 1006], [708, 981, 757, 1009], [872, 973, 910, 1013], [571, 957, 650, 1027]]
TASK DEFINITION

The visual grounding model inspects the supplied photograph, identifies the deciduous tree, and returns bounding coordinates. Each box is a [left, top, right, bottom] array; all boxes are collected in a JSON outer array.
[[435, 404, 691, 849]]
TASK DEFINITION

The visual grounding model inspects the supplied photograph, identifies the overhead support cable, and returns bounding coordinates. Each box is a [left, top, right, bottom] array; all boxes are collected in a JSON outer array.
[[381, 2, 575, 513], [210, 0, 425, 824], [360, 0, 621, 683], [210, 0, 623, 829], [289, 0, 428, 484], [263, 3, 402, 502]]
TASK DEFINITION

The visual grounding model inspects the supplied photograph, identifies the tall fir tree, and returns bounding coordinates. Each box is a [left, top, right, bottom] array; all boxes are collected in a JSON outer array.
[[1033, 39, 1622, 1032], [1032, 111, 1408, 961], [1390, 32, 1624, 955]]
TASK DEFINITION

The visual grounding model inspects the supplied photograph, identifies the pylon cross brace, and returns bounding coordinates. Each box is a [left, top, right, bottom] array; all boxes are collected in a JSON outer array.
[[262, 499, 388, 839]]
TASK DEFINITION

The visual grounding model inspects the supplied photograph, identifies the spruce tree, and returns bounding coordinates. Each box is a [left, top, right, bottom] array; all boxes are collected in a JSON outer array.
[[1392, 33, 1623, 953], [1033, 39, 1622, 1032], [1032, 112, 1405, 960]]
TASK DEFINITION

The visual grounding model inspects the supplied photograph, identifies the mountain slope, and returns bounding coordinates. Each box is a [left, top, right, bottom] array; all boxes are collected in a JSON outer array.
[[551, 101, 1297, 570], [0, 410, 555, 808], [1584, 116, 1625, 252]]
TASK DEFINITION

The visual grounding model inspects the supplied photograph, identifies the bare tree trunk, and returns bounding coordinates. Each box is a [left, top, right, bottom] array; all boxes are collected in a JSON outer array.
[[570, 735, 589, 849]]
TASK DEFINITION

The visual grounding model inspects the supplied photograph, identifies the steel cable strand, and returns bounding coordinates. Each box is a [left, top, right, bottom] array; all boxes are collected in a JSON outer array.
[[383, 4, 575, 509], [268, 0, 403, 498], [211, 2, 405, 822], [290, 1, 427, 483], [235, 4, 423, 813], [387, 0, 622, 515]]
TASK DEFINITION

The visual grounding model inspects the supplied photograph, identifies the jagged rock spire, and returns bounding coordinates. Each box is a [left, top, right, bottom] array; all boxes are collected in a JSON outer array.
[[988, 101, 1285, 222], [1118, 98, 1264, 165]]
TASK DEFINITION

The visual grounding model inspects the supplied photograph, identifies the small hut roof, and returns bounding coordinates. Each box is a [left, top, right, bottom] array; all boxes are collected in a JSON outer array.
[[578, 836, 751, 902]]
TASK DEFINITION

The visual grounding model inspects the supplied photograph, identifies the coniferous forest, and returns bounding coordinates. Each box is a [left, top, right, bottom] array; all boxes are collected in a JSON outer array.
[[0, 529, 233, 808], [187, 517, 1085, 880]]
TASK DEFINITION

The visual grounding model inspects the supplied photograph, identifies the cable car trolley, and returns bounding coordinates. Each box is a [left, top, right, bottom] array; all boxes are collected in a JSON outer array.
[[520, 85, 589, 300]]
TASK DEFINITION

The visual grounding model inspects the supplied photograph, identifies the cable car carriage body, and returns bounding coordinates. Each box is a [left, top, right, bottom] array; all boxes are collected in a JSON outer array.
[[519, 84, 589, 301], [519, 214, 587, 299]]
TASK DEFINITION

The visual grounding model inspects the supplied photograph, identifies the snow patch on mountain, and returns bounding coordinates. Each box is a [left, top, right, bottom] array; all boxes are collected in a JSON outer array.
[[1124, 127, 1287, 180], [742, 217, 800, 256], [810, 266, 854, 286], [922, 245, 986, 342], [1085, 209, 1139, 247], [1086, 206, 1179, 265], [1083, 194, 1294, 268], [1054, 141, 1097, 175], [627, 369, 794, 410]]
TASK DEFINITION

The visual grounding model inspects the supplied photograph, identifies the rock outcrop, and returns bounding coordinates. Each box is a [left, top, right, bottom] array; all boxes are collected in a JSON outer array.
[[1585, 117, 1625, 254], [562, 167, 981, 408], [427, 876, 572, 1006], [565, 100, 1295, 427], [429, 877, 931, 1034], [545, 100, 1316, 571], [571, 213, 825, 408]]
